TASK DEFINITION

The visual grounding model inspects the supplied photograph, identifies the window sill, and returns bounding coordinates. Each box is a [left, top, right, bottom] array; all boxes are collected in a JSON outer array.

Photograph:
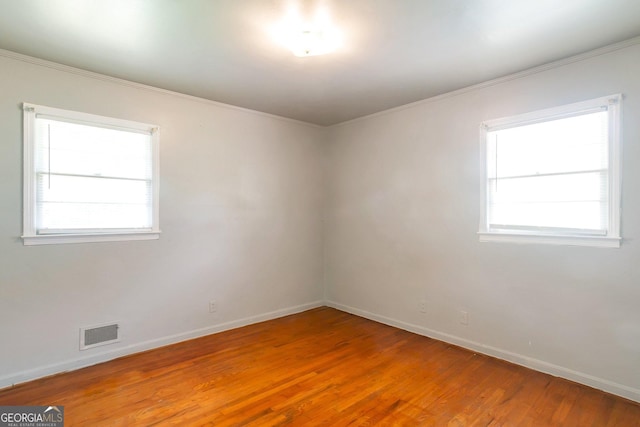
[[22, 231, 161, 246], [478, 232, 620, 248]]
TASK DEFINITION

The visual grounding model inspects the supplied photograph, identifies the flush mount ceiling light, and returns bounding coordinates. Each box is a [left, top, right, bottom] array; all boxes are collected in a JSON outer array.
[[272, 4, 342, 57], [289, 27, 340, 57]]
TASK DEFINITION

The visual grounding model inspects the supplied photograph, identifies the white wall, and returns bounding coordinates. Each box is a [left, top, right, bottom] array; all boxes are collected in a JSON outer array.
[[0, 52, 325, 387], [324, 42, 640, 401]]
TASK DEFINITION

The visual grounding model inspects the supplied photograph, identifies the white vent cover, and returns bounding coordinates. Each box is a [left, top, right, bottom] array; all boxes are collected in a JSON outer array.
[[80, 323, 120, 350]]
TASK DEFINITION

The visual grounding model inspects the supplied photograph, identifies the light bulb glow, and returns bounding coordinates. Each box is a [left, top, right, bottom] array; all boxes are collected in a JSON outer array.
[[290, 27, 340, 57], [272, 6, 342, 57]]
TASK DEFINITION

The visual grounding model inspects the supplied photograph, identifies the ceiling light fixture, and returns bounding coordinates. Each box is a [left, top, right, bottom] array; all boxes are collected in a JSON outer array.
[[289, 27, 340, 57], [273, 5, 342, 57]]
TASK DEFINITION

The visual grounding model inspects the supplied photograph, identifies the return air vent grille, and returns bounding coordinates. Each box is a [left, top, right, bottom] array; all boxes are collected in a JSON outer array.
[[80, 323, 120, 350]]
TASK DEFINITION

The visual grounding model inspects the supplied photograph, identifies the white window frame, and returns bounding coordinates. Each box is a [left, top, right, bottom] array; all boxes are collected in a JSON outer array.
[[478, 94, 622, 248], [22, 103, 161, 245]]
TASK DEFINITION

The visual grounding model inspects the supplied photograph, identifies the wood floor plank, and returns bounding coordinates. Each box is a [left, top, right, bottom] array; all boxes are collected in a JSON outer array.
[[0, 307, 638, 426]]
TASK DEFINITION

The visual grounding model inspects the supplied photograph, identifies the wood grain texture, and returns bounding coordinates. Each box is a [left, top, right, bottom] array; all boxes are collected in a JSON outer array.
[[1, 307, 638, 426]]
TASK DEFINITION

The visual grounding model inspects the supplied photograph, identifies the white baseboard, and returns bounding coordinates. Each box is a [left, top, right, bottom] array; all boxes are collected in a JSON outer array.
[[0, 300, 324, 390], [326, 300, 640, 403]]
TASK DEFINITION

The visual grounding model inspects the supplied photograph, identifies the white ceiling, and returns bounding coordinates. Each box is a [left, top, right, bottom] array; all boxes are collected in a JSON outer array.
[[1, 0, 640, 125]]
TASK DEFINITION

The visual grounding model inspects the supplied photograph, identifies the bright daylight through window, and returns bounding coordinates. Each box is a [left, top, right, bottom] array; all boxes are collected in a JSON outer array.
[[22, 103, 160, 245], [479, 94, 622, 247]]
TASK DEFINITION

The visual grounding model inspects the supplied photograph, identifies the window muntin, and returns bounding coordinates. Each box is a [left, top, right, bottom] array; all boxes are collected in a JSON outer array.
[[479, 95, 621, 247], [23, 104, 160, 245]]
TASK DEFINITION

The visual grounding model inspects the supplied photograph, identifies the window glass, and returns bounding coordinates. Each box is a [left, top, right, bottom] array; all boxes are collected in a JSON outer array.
[[479, 95, 621, 247], [23, 104, 160, 245]]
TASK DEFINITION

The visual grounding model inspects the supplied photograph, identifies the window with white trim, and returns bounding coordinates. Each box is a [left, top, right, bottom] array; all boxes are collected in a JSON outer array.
[[23, 103, 160, 245], [479, 94, 621, 248]]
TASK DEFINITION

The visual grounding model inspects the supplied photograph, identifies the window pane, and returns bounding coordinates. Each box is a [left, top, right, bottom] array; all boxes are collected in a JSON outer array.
[[38, 203, 151, 231], [35, 118, 152, 180], [488, 172, 608, 231], [490, 201, 604, 232], [36, 174, 152, 230], [487, 111, 608, 179]]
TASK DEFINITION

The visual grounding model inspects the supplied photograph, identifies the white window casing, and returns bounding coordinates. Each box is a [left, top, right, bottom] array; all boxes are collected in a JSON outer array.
[[23, 103, 160, 245], [478, 94, 622, 248]]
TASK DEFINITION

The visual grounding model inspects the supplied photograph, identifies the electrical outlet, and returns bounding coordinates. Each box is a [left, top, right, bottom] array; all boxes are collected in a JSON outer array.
[[209, 301, 217, 313], [460, 310, 469, 325], [419, 300, 427, 313]]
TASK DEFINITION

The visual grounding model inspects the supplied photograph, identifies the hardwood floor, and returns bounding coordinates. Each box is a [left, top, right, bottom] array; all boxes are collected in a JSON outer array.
[[1, 307, 638, 426]]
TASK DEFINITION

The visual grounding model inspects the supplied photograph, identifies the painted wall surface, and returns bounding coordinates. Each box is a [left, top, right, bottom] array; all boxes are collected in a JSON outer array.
[[0, 54, 325, 386], [324, 43, 640, 401]]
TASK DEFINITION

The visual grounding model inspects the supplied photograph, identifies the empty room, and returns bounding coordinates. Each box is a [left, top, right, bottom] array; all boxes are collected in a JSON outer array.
[[1, 0, 639, 425]]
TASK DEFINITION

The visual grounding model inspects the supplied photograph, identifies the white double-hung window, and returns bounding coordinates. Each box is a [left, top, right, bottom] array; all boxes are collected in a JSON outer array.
[[479, 94, 622, 248], [23, 103, 160, 245]]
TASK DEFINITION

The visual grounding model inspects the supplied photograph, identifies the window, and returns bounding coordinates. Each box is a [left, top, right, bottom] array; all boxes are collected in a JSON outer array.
[[23, 103, 160, 245], [479, 94, 621, 247]]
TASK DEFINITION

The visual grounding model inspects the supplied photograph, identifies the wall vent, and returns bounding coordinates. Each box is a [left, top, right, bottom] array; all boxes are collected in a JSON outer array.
[[80, 323, 120, 350]]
